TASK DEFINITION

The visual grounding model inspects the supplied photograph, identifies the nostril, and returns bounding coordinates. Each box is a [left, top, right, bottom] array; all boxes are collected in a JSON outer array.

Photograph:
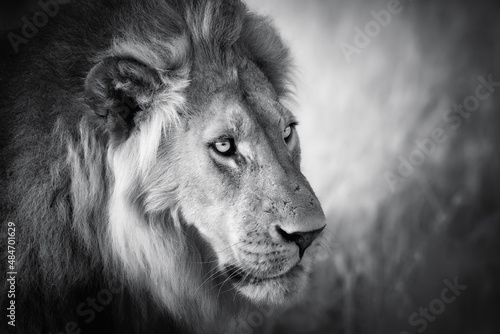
[[276, 225, 326, 258], [276, 226, 301, 243]]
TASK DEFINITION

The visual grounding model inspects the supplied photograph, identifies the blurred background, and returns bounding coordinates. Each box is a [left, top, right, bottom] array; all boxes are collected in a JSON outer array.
[[244, 0, 500, 333], [2, 0, 499, 333]]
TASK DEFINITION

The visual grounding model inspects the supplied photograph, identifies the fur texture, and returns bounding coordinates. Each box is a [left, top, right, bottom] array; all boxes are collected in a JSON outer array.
[[0, 1, 326, 333]]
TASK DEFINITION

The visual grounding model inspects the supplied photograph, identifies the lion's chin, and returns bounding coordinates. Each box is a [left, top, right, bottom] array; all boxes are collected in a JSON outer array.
[[224, 264, 309, 305]]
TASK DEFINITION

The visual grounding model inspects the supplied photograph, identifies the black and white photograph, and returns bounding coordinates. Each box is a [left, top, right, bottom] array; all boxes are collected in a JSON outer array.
[[1, 0, 499, 333]]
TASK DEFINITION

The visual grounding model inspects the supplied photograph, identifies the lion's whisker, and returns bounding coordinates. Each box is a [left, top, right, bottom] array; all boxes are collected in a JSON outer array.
[[213, 241, 245, 254], [194, 259, 242, 296], [214, 266, 247, 298]]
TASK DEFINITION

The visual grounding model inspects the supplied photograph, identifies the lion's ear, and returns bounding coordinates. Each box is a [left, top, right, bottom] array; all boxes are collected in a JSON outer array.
[[84, 57, 164, 135]]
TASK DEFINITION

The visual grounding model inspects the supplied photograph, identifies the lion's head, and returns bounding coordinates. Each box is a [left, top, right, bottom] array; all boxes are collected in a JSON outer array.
[[1, 0, 325, 332]]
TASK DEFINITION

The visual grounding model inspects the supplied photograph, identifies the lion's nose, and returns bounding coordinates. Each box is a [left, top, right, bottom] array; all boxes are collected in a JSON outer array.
[[276, 225, 326, 258]]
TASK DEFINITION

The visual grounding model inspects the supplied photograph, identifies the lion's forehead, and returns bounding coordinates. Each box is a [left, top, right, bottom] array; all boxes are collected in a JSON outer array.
[[188, 56, 288, 119], [196, 89, 286, 140]]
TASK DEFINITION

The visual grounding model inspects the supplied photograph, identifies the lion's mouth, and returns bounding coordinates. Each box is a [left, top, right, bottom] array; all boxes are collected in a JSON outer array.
[[224, 264, 301, 285]]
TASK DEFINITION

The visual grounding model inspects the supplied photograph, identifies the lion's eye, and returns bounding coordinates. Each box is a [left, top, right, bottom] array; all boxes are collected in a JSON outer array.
[[213, 138, 236, 156], [283, 126, 292, 139], [283, 123, 296, 143]]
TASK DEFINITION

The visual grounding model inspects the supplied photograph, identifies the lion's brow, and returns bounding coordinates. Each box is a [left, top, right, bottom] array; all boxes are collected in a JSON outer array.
[[221, 103, 257, 137]]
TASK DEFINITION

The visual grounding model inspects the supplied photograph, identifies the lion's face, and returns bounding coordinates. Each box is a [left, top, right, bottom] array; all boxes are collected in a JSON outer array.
[[84, 4, 325, 313], [169, 65, 326, 304]]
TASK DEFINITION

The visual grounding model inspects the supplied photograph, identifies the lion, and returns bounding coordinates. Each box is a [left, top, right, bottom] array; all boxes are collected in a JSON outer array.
[[0, 0, 326, 333]]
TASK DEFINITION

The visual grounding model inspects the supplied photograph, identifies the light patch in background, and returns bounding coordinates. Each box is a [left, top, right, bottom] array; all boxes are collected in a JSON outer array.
[[246, 0, 500, 333], [246, 0, 457, 221]]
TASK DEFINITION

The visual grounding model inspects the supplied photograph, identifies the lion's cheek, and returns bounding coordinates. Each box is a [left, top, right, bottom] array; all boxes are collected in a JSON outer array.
[[177, 193, 233, 254]]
